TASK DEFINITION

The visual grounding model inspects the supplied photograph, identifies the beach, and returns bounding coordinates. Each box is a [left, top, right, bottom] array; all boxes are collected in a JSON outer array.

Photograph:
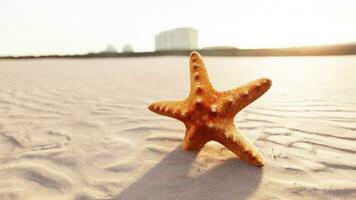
[[0, 56, 355, 200]]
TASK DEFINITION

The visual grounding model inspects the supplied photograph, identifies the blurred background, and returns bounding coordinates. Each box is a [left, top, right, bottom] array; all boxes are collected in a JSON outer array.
[[1, 0, 356, 57]]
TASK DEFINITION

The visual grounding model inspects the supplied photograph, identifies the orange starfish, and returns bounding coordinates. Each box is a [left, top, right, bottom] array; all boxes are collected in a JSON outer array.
[[148, 52, 272, 167]]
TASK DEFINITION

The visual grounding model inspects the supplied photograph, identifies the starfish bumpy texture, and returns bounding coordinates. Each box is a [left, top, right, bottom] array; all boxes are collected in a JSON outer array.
[[149, 52, 272, 167]]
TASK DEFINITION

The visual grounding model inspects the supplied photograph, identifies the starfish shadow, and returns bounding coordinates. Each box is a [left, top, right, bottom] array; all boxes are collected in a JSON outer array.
[[106, 145, 263, 200]]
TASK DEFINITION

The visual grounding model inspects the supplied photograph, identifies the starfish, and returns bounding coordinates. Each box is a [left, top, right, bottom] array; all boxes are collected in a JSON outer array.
[[148, 52, 272, 167]]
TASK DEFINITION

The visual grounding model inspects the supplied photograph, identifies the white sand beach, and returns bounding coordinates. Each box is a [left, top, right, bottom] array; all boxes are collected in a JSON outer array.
[[0, 56, 356, 200]]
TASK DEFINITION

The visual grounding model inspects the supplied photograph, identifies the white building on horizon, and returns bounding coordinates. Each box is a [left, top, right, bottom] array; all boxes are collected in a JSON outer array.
[[123, 43, 134, 53], [102, 44, 117, 53], [155, 28, 198, 51]]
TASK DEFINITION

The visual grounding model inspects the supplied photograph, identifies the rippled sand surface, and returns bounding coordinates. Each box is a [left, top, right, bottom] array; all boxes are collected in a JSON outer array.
[[0, 56, 355, 200]]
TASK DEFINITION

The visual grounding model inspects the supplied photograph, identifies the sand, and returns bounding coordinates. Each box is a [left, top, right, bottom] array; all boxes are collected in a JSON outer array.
[[0, 56, 355, 200]]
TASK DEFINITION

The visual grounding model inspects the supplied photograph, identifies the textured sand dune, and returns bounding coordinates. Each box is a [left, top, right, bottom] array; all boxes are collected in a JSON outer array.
[[0, 56, 356, 200]]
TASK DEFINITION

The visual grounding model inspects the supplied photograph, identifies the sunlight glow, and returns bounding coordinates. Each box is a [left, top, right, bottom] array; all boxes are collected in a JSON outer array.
[[0, 0, 356, 55]]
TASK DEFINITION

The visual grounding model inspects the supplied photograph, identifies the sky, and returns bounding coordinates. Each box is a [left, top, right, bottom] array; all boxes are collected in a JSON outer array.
[[1, 0, 356, 56]]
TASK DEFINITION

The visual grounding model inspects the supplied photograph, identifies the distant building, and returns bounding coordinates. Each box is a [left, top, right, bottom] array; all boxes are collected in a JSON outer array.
[[155, 28, 198, 51], [102, 44, 117, 53], [123, 44, 134, 53]]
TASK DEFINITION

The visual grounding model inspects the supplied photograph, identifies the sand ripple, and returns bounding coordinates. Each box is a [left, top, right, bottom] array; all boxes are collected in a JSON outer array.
[[0, 57, 355, 199]]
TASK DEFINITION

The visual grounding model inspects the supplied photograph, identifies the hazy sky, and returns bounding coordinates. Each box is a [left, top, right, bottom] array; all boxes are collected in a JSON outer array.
[[1, 0, 356, 56]]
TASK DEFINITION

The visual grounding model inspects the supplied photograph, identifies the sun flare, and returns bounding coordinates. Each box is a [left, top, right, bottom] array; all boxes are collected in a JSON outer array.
[[0, 0, 355, 55]]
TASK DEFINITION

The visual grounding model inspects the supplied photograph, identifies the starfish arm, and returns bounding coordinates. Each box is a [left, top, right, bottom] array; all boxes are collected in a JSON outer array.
[[148, 100, 185, 119], [182, 125, 210, 151], [189, 52, 214, 95], [214, 125, 265, 167], [223, 78, 272, 114]]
